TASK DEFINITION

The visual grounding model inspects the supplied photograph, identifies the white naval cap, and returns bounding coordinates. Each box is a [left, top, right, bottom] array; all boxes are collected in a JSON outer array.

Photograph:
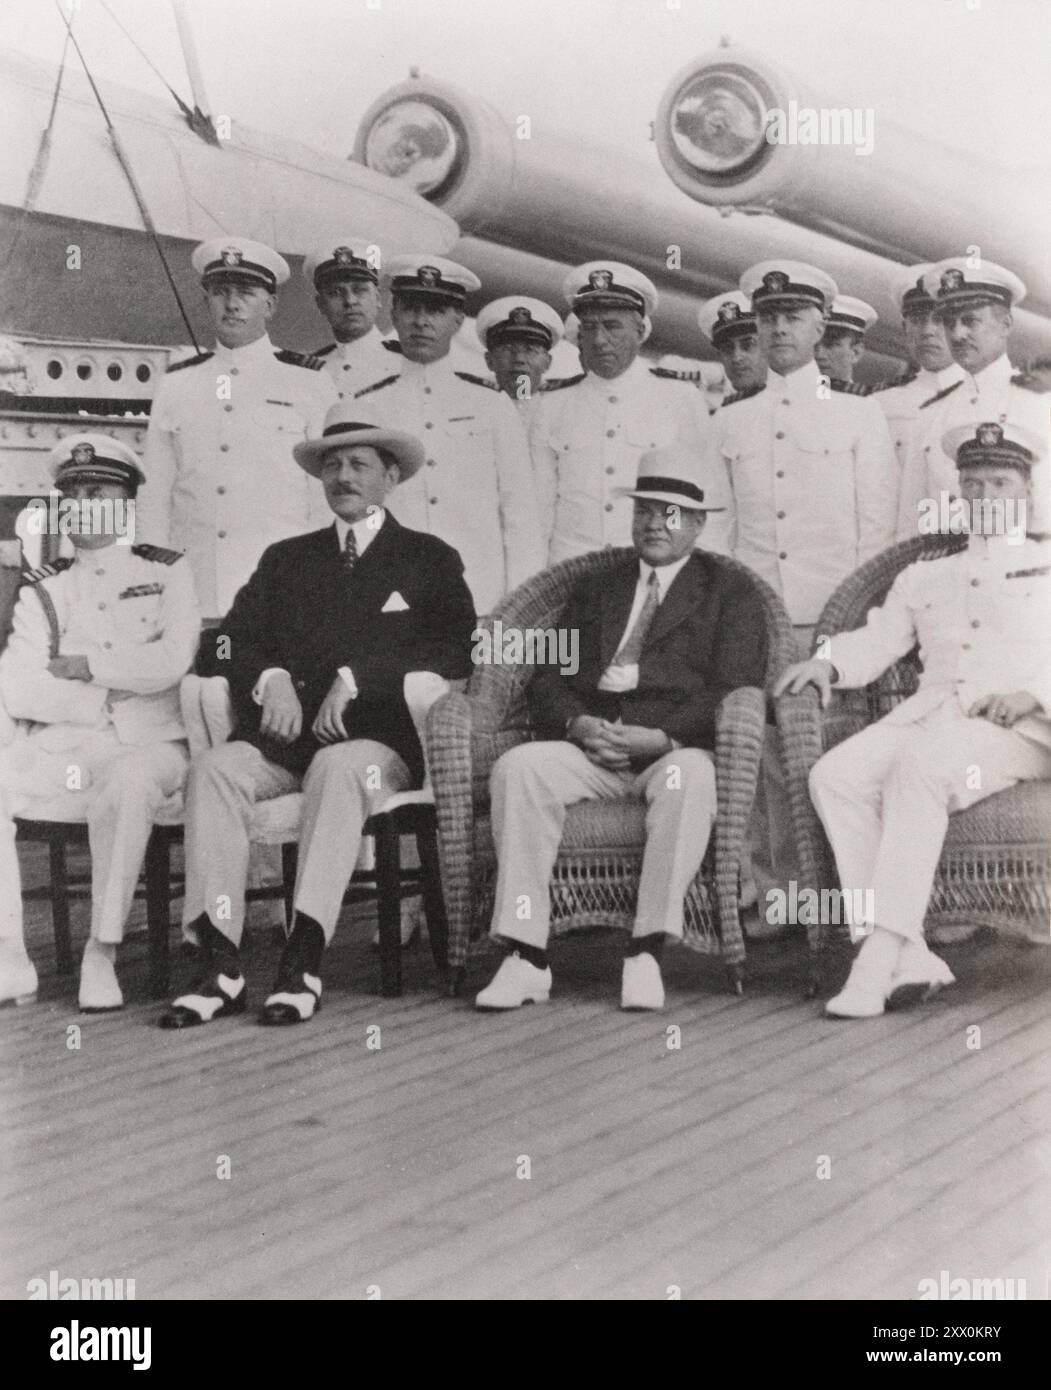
[[924, 258, 1026, 315], [826, 295, 877, 337], [303, 238, 382, 288], [475, 297, 564, 350], [697, 290, 756, 347], [943, 420, 1045, 473], [293, 402, 425, 481], [386, 255, 481, 305], [50, 433, 146, 491], [191, 236, 290, 293], [894, 263, 941, 315], [741, 260, 838, 313], [563, 261, 659, 317]]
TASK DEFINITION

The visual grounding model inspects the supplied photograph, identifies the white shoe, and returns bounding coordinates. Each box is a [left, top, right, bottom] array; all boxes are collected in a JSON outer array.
[[78, 937, 123, 1012], [886, 943, 955, 1009], [825, 978, 886, 1018], [825, 926, 905, 1018], [621, 953, 665, 1011], [0, 942, 38, 1006], [475, 952, 552, 1010]]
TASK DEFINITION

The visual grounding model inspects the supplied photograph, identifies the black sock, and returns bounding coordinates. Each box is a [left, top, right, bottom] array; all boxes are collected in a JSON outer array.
[[626, 933, 665, 961], [284, 912, 326, 977], [190, 915, 242, 976], [508, 942, 548, 970]]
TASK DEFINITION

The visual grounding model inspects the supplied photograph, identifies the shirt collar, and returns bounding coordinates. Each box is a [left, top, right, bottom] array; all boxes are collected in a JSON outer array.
[[72, 540, 127, 571], [212, 332, 274, 367], [639, 551, 692, 597], [584, 356, 649, 394], [334, 509, 385, 556], [970, 353, 1012, 390], [399, 352, 454, 383], [917, 361, 967, 390], [334, 329, 383, 360], [766, 359, 822, 397]]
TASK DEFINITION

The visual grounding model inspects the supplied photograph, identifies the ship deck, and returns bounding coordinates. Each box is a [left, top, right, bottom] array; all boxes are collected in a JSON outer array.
[[2, 842, 1049, 1301]]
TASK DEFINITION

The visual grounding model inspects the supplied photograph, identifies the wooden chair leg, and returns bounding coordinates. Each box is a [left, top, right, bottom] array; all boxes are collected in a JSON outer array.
[[417, 825, 449, 983], [375, 821, 402, 998], [144, 830, 172, 999], [280, 842, 298, 930], [48, 835, 73, 975]]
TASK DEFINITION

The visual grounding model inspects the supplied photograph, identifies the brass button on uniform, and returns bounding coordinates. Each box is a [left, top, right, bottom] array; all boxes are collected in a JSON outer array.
[[605, 503, 614, 512], [775, 430, 786, 440], [775, 470, 785, 479], [606, 429, 616, 438], [779, 551, 788, 560], [103, 641, 112, 650], [970, 578, 980, 587], [224, 404, 233, 413], [427, 459, 436, 467], [971, 619, 980, 628], [98, 602, 106, 611], [217, 486, 226, 495], [777, 510, 786, 519], [605, 466, 615, 475], [220, 444, 230, 453], [218, 530, 227, 539]]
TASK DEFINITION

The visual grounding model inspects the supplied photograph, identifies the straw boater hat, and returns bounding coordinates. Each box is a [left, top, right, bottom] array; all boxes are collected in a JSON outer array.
[[616, 444, 725, 511], [293, 402, 425, 480]]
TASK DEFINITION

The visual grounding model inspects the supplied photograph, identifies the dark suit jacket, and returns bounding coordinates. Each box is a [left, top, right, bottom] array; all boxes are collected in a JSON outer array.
[[197, 515, 476, 780], [528, 551, 767, 750]]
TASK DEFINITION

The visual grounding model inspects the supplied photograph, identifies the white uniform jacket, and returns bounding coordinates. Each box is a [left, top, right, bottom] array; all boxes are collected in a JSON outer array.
[[139, 334, 337, 617], [826, 535, 1051, 750], [0, 544, 200, 752], [876, 363, 966, 476], [710, 360, 898, 624], [896, 354, 1051, 540], [529, 360, 721, 564], [355, 354, 545, 615], [314, 329, 398, 399]]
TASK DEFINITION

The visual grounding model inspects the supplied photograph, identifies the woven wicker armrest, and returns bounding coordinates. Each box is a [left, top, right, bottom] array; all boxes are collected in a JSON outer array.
[[775, 685, 838, 930], [713, 684, 766, 965], [425, 689, 478, 969]]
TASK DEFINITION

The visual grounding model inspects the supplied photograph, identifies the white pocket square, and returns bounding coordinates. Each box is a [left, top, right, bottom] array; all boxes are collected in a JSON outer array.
[[381, 591, 410, 613]]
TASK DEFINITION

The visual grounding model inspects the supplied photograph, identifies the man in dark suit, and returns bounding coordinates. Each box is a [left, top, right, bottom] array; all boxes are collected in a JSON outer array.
[[476, 447, 768, 1012], [160, 408, 475, 1029]]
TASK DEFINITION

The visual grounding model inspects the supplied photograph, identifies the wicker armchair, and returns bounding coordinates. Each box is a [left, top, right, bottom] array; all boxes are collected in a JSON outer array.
[[425, 546, 803, 994], [789, 533, 1051, 969]]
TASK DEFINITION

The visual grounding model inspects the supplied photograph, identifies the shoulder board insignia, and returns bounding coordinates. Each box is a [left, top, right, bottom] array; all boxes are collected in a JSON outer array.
[[382, 338, 404, 354], [1006, 565, 1051, 578], [541, 373, 587, 393], [274, 348, 326, 370], [829, 379, 871, 396], [22, 556, 74, 584], [454, 371, 498, 390], [166, 350, 214, 373], [131, 543, 183, 566], [312, 343, 337, 358], [353, 374, 399, 400], [919, 379, 963, 409], [721, 383, 766, 407], [650, 365, 702, 382], [1011, 372, 1049, 394]]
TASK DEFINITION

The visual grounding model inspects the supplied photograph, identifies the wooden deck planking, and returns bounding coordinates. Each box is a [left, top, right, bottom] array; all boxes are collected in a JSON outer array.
[[3, 842, 1049, 1300]]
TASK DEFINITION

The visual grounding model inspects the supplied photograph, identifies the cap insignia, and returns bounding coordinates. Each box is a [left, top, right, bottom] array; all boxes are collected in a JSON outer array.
[[716, 301, 741, 323], [71, 443, 96, 466], [941, 268, 965, 292], [763, 271, 790, 293], [509, 306, 532, 325], [220, 246, 243, 268], [976, 423, 1003, 448], [589, 269, 613, 291], [418, 265, 440, 288]]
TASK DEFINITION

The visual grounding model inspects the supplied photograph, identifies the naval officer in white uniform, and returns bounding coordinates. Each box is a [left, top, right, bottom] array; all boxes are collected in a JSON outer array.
[[697, 290, 765, 400], [896, 258, 1050, 540], [354, 255, 545, 615], [529, 260, 721, 564], [0, 436, 198, 1010], [474, 295, 569, 428], [304, 238, 396, 398], [710, 260, 898, 907], [139, 236, 337, 622], [874, 265, 966, 483], [777, 421, 1051, 1017]]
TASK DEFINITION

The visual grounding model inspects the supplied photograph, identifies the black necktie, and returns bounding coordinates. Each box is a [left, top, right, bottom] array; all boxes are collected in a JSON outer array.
[[343, 527, 358, 573]]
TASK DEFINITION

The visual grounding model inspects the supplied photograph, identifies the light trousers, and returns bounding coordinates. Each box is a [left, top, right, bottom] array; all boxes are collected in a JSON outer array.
[[181, 738, 410, 947], [489, 740, 717, 949], [809, 701, 1051, 942], [0, 732, 188, 945]]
